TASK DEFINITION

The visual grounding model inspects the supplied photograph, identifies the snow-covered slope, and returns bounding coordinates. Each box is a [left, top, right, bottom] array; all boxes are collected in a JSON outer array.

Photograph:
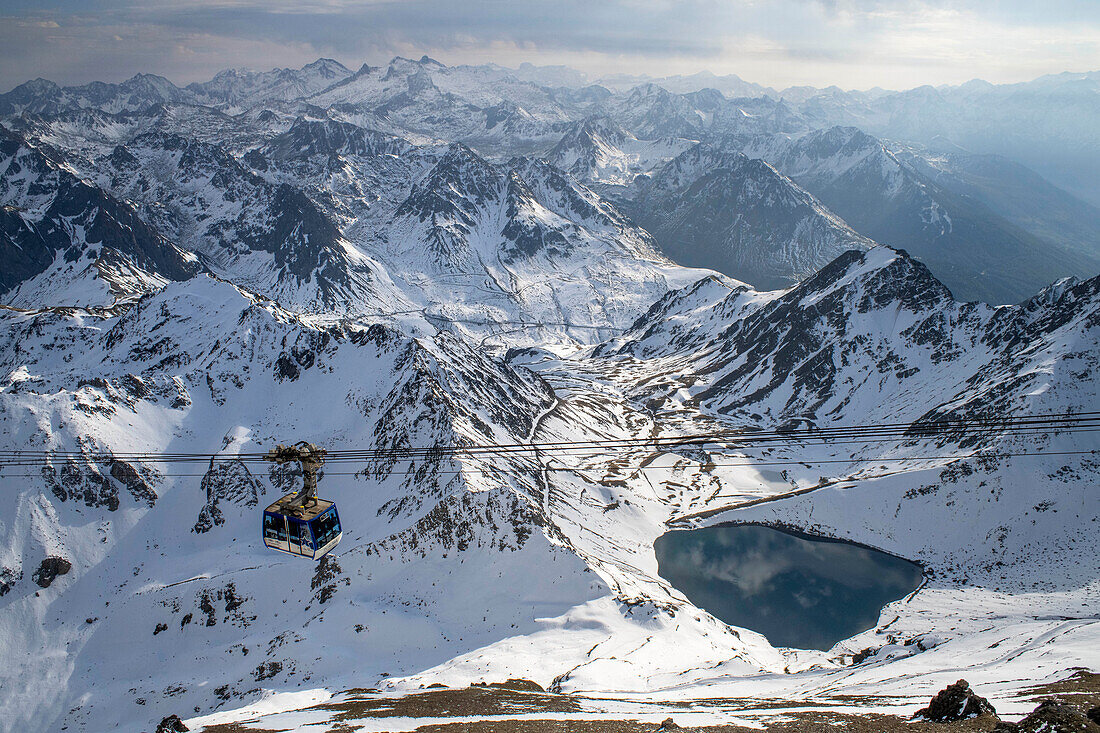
[[1, 243, 1096, 733], [546, 115, 696, 187], [0, 275, 593, 731], [375, 144, 705, 345]]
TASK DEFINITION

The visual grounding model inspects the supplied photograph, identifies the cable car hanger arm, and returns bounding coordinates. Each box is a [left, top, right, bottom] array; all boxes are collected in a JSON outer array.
[[263, 441, 327, 510]]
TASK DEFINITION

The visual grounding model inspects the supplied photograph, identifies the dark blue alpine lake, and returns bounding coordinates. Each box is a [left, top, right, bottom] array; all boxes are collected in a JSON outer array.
[[654, 524, 924, 651]]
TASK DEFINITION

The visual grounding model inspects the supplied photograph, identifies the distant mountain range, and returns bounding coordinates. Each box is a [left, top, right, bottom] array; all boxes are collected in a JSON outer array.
[[3, 58, 1098, 303]]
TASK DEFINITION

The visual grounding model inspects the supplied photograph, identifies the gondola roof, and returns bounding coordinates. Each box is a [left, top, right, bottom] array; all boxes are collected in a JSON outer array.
[[263, 496, 335, 521]]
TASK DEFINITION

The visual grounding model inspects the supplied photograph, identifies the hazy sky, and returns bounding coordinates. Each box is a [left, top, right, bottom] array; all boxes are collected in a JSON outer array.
[[1, 0, 1098, 92]]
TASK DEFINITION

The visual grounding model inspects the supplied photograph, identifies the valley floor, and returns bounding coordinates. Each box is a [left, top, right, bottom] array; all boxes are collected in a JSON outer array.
[[189, 670, 1100, 732]]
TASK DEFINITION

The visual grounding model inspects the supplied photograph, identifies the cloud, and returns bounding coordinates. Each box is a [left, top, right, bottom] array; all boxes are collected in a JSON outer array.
[[0, 15, 325, 90]]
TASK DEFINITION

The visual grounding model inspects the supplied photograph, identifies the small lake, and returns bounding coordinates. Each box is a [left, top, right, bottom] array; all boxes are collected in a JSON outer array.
[[654, 524, 924, 651]]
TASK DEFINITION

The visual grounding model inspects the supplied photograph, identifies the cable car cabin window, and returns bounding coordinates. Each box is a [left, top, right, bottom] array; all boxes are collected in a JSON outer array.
[[288, 519, 314, 554], [310, 508, 341, 549], [264, 513, 286, 542]]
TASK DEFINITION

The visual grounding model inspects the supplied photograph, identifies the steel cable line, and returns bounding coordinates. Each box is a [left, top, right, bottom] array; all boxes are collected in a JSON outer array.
[[2, 409, 1097, 462], [4, 450, 1100, 479], [5, 426, 1096, 468], [0, 412, 1096, 464], [0, 412, 1095, 469], [4, 411, 1099, 453], [0, 449, 1095, 479]]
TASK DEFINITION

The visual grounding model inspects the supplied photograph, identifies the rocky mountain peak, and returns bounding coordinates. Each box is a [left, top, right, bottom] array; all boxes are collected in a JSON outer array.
[[302, 58, 352, 78], [271, 117, 409, 160], [549, 115, 630, 155], [397, 144, 503, 223], [4, 77, 61, 99]]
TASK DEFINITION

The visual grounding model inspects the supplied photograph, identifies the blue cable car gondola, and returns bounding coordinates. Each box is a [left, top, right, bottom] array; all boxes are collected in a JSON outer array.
[[263, 496, 342, 559], [262, 441, 341, 560]]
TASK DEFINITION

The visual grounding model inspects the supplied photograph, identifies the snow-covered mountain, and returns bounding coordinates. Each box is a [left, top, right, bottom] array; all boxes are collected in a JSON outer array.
[[0, 74, 197, 116], [731, 126, 1100, 303], [187, 59, 353, 113], [509, 61, 589, 88], [5, 61, 1097, 208], [83, 129, 393, 312], [597, 69, 776, 99], [545, 115, 695, 188], [0, 59, 1097, 733], [373, 144, 702, 343], [7, 59, 1096, 306], [624, 143, 874, 289], [306, 56, 576, 155], [595, 83, 803, 141], [1, 244, 1096, 732], [790, 72, 1100, 208], [0, 127, 199, 306], [2, 104, 701, 346], [0, 274, 567, 731]]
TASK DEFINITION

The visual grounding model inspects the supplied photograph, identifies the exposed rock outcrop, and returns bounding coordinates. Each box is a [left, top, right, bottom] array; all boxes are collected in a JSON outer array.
[[155, 714, 189, 732], [193, 459, 264, 533], [914, 679, 998, 722], [32, 557, 72, 588]]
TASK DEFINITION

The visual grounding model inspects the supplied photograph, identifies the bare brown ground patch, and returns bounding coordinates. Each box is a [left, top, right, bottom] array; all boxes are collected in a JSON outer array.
[[319, 684, 581, 722], [1015, 669, 1100, 710], [198, 724, 287, 733], [411, 722, 723, 733], [401, 712, 999, 733]]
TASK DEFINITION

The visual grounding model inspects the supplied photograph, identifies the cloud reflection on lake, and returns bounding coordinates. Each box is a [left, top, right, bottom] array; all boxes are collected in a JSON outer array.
[[655, 524, 924, 650]]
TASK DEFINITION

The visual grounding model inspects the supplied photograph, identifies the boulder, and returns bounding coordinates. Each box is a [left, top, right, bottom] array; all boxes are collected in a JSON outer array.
[[914, 679, 998, 722], [155, 714, 189, 732], [31, 557, 72, 588]]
